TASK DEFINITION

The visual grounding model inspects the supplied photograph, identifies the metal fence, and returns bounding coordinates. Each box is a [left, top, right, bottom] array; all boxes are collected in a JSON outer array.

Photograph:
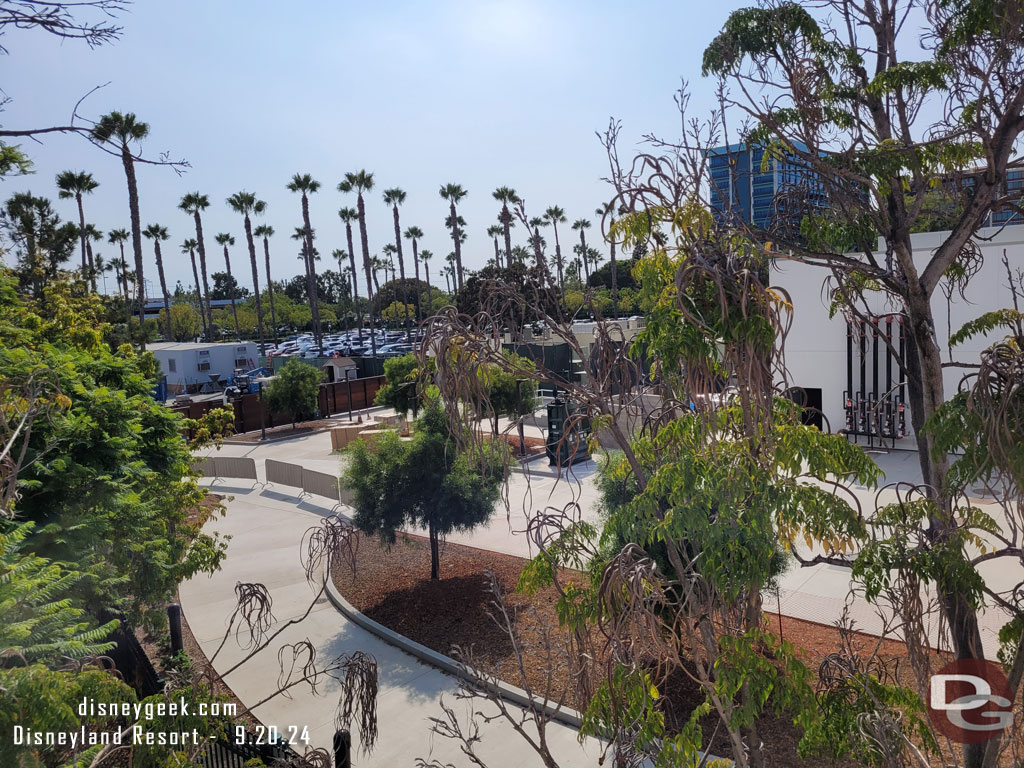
[[266, 459, 304, 490], [191, 456, 258, 482]]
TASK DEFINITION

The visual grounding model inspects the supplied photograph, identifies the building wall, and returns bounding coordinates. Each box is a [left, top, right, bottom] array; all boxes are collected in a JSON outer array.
[[152, 342, 258, 394], [780, 226, 1024, 441]]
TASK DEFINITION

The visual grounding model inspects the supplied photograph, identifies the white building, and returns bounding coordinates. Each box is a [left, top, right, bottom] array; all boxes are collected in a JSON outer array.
[[780, 225, 1023, 443], [150, 341, 259, 395]]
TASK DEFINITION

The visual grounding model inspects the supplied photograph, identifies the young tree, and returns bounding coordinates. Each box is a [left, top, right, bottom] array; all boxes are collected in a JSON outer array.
[[141, 223, 171, 339], [90, 112, 148, 327], [344, 402, 504, 580], [374, 353, 423, 416], [265, 358, 322, 428]]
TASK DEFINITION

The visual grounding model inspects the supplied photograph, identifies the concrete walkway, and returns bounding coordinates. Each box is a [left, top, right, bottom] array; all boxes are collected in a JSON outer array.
[[180, 487, 602, 766]]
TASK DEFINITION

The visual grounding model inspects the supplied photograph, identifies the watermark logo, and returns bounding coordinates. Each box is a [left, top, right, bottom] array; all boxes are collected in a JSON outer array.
[[928, 659, 1014, 744]]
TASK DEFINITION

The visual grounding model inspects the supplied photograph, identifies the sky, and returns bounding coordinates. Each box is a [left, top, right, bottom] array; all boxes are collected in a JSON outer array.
[[3, 0, 740, 296]]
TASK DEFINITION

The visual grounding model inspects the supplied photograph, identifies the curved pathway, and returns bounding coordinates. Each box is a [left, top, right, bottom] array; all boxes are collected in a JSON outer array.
[[180, 482, 601, 767]]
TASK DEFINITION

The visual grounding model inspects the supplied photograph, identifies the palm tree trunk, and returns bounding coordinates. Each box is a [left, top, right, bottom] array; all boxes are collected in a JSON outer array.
[[262, 236, 278, 345], [74, 193, 90, 289], [501, 205, 512, 272], [85, 239, 97, 294], [190, 248, 208, 339], [244, 215, 266, 356], [392, 205, 411, 342], [411, 237, 422, 324], [356, 193, 377, 357], [424, 262, 432, 316], [121, 144, 146, 333], [223, 244, 240, 337], [492, 236, 500, 270], [193, 210, 213, 340], [118, 242, 130, 323], [153, 241, 172, 340], [579, 231, 590, 283], [450, 202, 464, 291], [300, 194, 322, 354], [345, 222, 362, 346]]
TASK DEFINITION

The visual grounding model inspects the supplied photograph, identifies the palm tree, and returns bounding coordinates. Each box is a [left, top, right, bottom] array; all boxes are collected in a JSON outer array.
[[215, 233, 240, 337], [572, 218, 592, 282], [227, 191, 268, 355], [371, 254, 386, 295], [382, 187, 412, 340], [382, 243, 397, 284], [337, 207, 363, 345], [511, 245, 531, 265], [182, 238, 208, 339], [287, 174, 323, 354], [339, 171, 377, 356], [403, 225, 424, 324], [179, 193, 213, 338], [439, 183, 467, 291], [544, 206, 567, 292], [55, 170, 98, 288], [529, 216, 548, 274], [596, 202, 618, 316], [444, 252, 456, 294], [108, 228, 131, 320], [253, 224, 278, 345], [91, 112, 149, 328], [142, 224, 172, 339], [419, 249, 434, 316], [486, 224, 503, 268], [493, 187, 519, 272], [81, 224, 103, 290]]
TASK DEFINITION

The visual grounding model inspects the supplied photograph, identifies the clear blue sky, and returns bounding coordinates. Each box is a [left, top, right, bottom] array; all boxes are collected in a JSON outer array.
[[4, 0, 739, 295]]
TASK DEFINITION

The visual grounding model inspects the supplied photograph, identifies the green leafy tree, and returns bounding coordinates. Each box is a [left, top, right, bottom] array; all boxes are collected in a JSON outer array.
[[344, 402, 504, 579], [380, 299, 416, 327], [161, 302, 202, 342], [374, 353, 423, 417], [266, 357, 322, 428]]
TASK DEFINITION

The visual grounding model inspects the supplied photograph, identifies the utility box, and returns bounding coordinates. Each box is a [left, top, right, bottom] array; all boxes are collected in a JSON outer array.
[[545, 396, 590, 467]]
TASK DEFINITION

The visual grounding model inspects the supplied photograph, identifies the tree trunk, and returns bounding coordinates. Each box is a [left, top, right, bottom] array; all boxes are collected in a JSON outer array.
[[223, 244, 241, 337], [262, 236, 278, 345], [345, 222, 362, 346], [502, 205, 513, 272], [193, 210, 213, 340], [450, 201, 463, 292], [492, 236, 500, 269], [118, 242, 130, 323], [85, 239, 97, 294], [190, 248, 208, 339], [425, 263, 432, 316], [301, 194, 323, 354], [121, 144, 146, 334], [411, 237, 422, 324], [579, 230, 590, 283], [357, 192, 377, 357], [244, 214, 265, 356], [429, 522, 440, 580], [392, 205, 411, 342], [75, 193, 91, 289], [154, 240, 172, 340]]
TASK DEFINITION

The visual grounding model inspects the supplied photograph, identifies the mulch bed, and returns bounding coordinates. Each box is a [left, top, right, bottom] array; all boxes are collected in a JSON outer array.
[[332, 532, 950, 767]]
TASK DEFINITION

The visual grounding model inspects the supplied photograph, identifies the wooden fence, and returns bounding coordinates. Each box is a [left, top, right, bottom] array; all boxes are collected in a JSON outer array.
[[171, 376, 385, 436]]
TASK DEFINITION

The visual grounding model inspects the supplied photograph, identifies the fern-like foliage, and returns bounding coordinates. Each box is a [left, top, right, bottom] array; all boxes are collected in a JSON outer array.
[[0, 521, 118, 664]]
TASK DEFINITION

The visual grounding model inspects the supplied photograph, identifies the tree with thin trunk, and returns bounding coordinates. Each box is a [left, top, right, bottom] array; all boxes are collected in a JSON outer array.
[[419, 249, 434, 315], [253, 225, 278, 345], [214, 233, 240, 337], [371, 254, 385, 296], [81, 224, 102, 291], [529, 216, 548, 273], [338, 208, 363, 346], [492, 187, 519, 274], [141, 224, 171, 339], [572, 218, 591, 283], [339, 171, 377, 357], [107, 227, 130, 321], [403, 225, 424, 324], [486, 224, 503, 269], [439, 183, 467, 292], [178, 192, 213, 339], [55, 170, 98, 289], [544, 206, 567, 294], [90, 112, 148, 329], [182, 237, 208, 339], [227, 191, 268, 356], [383, 187, 412, 341], [286, 174, 323, 354], [596, 202, 618, 316]]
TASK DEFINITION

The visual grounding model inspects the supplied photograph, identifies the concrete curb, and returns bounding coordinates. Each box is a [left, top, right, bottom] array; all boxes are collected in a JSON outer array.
[[323, 569, 584, 730]]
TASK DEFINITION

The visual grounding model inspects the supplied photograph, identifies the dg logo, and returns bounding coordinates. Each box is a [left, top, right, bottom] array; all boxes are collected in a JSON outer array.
[[928, 658, 1015, 744]]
